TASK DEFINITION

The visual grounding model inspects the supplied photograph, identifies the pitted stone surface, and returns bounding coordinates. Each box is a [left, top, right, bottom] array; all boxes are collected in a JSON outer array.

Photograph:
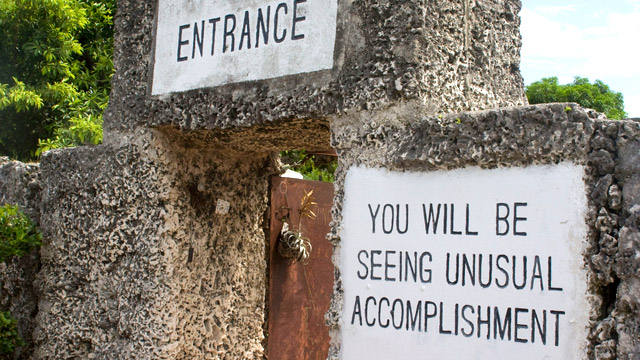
[[330, 103, 594, 172], [34, 141, 169, 359], [612, 122, 640, 358], [153, 116, 332, 155], [105, 0, 526, 133], [328, 103, 640, 359], [1, 100, 332, 360], [0, 158, 41, 222], [28, 130, 274, 359], [0, 158, 41, 360]]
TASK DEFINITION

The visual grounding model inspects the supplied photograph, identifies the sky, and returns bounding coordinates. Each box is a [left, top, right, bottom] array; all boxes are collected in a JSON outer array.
[[520, 0, 640, 118]]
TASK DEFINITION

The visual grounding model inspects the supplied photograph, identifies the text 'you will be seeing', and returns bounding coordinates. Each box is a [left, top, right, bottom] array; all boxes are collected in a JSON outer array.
[[340, 165, 590, 360]]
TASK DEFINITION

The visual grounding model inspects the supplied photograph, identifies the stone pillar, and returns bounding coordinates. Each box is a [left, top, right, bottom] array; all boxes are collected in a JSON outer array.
[[32, 130, 274, 359], [328, 104, 640, 359], [0, 158, 41, 359]]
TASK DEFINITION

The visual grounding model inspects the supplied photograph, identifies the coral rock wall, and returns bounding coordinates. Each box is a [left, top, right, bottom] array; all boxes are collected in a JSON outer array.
[[105, 0, 526, 133], [29, 130, 273, 359], [328, 104, 640, 359], [0, 158, 41, 359], [0, 0, 535, 358]]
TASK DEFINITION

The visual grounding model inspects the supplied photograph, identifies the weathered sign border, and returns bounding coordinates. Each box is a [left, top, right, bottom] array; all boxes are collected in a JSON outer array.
[[339, 163, 590, 359], [150, 0, 339, 95]]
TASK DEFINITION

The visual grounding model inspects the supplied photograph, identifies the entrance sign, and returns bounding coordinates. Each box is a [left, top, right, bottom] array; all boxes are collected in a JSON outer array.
[[152, 0, 338, 95], [340, 163, 590, 359]]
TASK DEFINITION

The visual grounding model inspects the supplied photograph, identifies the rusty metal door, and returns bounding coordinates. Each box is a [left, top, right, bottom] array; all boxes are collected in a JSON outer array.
[[267, 176, 335, 360]]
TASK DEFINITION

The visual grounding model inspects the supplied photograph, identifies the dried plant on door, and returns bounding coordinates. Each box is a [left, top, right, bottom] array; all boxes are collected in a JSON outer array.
[[278, 189, 317, 263]]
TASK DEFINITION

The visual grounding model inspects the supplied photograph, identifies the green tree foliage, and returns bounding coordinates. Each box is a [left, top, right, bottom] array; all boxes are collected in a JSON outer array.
[[0, 311, 24, 355], [0, 0, 115, 160], [0, 204, 42, 263], [526, 77, 627, 120], [280, 151, 337, 183]]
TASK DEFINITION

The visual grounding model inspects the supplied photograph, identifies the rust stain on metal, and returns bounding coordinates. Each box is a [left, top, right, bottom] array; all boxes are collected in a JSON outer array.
[[267, 177, 335, 360]]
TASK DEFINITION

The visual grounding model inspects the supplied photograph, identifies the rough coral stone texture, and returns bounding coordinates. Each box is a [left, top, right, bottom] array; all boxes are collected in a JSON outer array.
[[327, 104, 640, 359], [32, 129, 273, 359], [0, 158, 41, 222], [0, 158, 41, 360], [105, 0, 526, 133], [611, 121, 640, 359]]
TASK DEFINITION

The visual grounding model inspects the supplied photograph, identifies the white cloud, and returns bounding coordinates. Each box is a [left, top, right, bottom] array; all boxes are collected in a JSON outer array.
[[628, 0, 640, 11], [532, 5, 577, 16], [625, 94, 640, 118], [520, 9, 582, 60], [577, 13, 640, 78], [521, 9, 640, 77]]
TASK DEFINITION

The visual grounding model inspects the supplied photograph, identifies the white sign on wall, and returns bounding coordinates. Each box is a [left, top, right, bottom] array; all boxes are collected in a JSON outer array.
[[151, 0, 338, 95], [340, 163, 590, 359]]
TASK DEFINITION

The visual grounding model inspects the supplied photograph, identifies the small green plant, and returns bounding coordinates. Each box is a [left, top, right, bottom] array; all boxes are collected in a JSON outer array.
[[564, 106, 572, 112], [0, 204, 42, 263], [280, 150, 337, 183], [0, 311, 24, 355]]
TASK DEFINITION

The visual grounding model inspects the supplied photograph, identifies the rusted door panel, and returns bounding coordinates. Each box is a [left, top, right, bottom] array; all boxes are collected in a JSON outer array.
[[267, 177, 335, 360]]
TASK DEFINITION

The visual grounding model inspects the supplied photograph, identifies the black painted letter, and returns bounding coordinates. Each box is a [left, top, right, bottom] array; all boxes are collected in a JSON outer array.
[[292, 0, 306, 40], [208, 18, 221, 55], [177, 24, 190, 62], [274, 3, 288, 43], [496, 203, 509, 235], [239, 11, 252, 50], [255, 6, 270, 47], [192, 20, 205, 58], [223, 14, 236, 53]]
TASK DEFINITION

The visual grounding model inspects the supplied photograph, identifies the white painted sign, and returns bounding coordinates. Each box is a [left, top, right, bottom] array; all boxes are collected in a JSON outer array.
[[152, 0, 338, 95], [340, 163, 590, 359]]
